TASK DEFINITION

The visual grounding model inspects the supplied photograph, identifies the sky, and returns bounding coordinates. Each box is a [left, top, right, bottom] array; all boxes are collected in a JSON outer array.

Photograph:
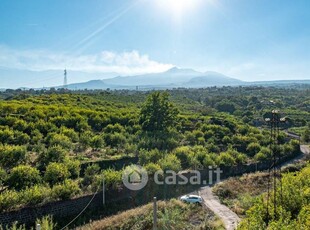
[[0, 0, 310, 88]]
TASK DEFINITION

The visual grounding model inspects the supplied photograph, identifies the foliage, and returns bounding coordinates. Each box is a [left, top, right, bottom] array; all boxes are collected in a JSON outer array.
[[7, 165, 41, 190], [159, 154, 181, 172], [77, 199, 224, 230], [51, 179, 80, 200], [0, 145, 27, 169], [44, 163, 70, 185], [237, 164, 310, 229], [139, 92, 179, 132]]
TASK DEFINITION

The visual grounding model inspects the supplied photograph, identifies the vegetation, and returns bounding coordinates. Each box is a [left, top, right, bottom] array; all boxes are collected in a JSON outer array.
[[77, 199, 224, 230], [236, 163, 310, 229], [213, 162, 310, 229], [0, 86, 308, 224]]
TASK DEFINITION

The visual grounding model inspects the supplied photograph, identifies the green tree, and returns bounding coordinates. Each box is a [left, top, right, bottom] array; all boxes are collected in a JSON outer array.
[[0, 145, 27, 169], [52, 179, 80, 200], [139, 92, 179, 133], [38, 146, 68, 169], [158, 154, 181, 172], [44, 163, 70, 185], [7, 165, 41, 190], [90, 135, 104, 150]]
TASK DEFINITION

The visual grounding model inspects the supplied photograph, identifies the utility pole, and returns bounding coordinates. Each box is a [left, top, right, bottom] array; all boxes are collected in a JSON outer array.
[[64, 69, 68, 88], [264, 110, 286, 222], [103, 177, 105, 206], [153, 197, 157, 230]]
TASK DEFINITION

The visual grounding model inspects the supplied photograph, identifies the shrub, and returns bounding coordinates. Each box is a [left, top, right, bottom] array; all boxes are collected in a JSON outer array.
[[246, 142, 261, 157], [139, 149, 163, 165], [21, 185, 51, 206], [159, 154, 181, 172], [44, 163, 70, 185], [47, 133, 72, 150], [217, 152, 235, 166], [90, 135, 104, 150], [7, 165, 41, 190], [0, 167, 7, 187], [38, 146, 68, 169], [0, 145, 27, 169], [0, 190, 20, 212], [52, 179, 80, 200], [254, 147, 272, 162], [82, 164, 100, 187], [65, 160, 80, 179], [102, 169, 122, 189], [203, 154, 216, 168], [144, 163, 162, 175], [36, 215, 57, 230]]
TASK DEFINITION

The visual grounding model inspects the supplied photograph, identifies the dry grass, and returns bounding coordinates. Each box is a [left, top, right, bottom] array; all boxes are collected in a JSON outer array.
[[213, 171, 271, 216], [77, 199, 224, 230]]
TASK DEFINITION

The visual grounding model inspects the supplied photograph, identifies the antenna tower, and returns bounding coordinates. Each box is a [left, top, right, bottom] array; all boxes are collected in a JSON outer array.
[[64, 69, 68, 88], [264, 110, 286, 223]]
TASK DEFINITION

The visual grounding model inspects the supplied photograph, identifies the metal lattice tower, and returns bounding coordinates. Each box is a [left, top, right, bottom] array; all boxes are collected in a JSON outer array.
[[264, 110, 286, 223], [64, 69, 68, 88]]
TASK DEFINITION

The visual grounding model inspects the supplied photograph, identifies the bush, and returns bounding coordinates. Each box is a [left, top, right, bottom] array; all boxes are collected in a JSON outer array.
[[139, 149, 163, 165], [47, 133, 72, 150], [44, 163, 70, 185], [36, 215, 57, 230], [0, 145, 27, 169], [0, 167, 7, 187], [246, 142, 261, 157], [21, 185, 51, 206], [82, 164, 100, 187], [90, 135, 104, 150], [217, 152, 235, 166], [254, 147, 272, 162], [203, 154, 215, 168], [102, 169, 122, 189], [144, 163, 162, 175], [0, 190, 20, 212], [7, 165, 41, 190], [103, 133, 126, 148], [65, 160, 80, 179], [52, 179, 80, 200], [159, 154, 181, 172], [38, 146, 68, 169]]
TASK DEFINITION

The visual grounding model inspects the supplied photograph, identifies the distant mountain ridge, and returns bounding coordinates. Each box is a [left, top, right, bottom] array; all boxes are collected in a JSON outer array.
[[64, 67, 243, 90], [2, 66, 310, 90]]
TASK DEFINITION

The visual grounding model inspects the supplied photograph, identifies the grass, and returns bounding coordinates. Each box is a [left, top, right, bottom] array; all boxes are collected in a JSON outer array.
[[213, 160, 309, 217], [212, 172, 270, 216], [77, 199, 224, 230]]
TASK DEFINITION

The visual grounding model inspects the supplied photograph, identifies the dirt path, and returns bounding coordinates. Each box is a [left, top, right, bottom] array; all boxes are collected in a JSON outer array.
[[198, 186, 240, 230]]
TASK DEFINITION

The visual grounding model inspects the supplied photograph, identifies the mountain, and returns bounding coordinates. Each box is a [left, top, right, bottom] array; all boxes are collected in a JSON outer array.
[[102, 67, 205, 86], [60, 67, 243, 90], [185, 71, 242, 87], [66, 80, 107, 90]]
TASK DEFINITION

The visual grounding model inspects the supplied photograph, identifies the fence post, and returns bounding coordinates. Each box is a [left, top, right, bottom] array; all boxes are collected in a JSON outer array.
[[153, 197, 157, 230]]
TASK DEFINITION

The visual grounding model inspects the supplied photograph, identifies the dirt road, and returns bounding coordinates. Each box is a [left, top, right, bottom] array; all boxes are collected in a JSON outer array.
[[198, 186, 240, 230]]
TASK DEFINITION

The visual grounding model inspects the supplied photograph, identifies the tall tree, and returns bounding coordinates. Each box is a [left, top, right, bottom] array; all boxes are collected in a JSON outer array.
[[139, 92, 179, 133]]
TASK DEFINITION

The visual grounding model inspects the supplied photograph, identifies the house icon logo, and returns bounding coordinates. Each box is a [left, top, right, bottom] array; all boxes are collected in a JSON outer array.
[[122, 165, 148, 191]]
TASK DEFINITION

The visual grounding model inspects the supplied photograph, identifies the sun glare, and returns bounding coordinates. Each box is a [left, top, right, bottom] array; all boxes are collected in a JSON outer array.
[[156, 0, 201, 17]]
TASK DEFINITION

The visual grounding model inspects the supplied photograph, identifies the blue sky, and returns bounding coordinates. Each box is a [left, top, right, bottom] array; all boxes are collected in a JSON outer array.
[[0, 0, 310, 88]]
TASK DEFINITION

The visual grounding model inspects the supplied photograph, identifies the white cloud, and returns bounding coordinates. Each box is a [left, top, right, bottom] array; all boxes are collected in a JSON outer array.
[[0, 45, 173, 75]]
